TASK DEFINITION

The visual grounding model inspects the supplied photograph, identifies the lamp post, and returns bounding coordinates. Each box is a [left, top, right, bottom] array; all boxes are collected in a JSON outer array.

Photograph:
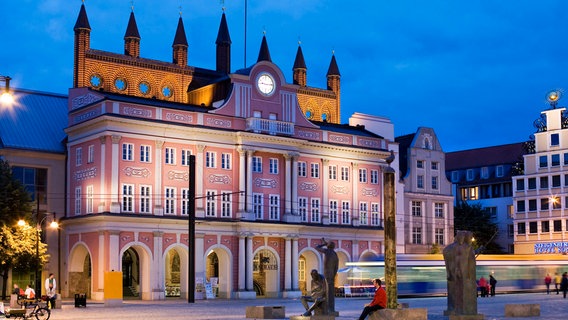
[[18, 212, 58, 297], [0, 75, 13, 105]]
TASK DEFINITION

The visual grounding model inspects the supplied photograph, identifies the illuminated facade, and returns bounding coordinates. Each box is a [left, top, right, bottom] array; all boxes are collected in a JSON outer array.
[[513, 106, 568, 254], [63, 3, 395, 300]]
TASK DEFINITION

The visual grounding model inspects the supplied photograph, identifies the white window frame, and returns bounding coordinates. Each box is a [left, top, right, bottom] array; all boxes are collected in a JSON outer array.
[[432, 176, 438, 190], [74, 187, 81, 215], [341, 201, 350, 224], [164, 187, 176, 215], [417, 175, 424, 189], [298, 197, 308, 222], [434, 202, 444, 218], [329, 200, 338, 224], [311, 198, 320, 223], [140, 145, 151, 163], [371, 203, 380, 226], [359, 202, 368, 225], [412, 227, 422, 244], [370, 169, 379, 184], [311, 163, 320, 178], [221, 192, 231, 217], [435, 228, 444, 245], [359, 168, 367, 183], [253, 193, 263, 219], [412, 201, 422, 217], [206, 151, 216, 168], [298, 161, 307, 177], [86, 185, 93, 214], [181, 188, 189, 215], [269, 195, 280, 220], [269, 158, 279, 174], [165, 147, 176, 165], [76, 147, 82, 166], [206, 190, 217, 217], [252, 156, 262, 173], [341, 166, 350, 181], [122, 184, 134, 213], [88, 145, 95, 164], [329, 165, 337, 180], [181, 149, 192, 166], [140, 185, 152, 214], [221, 153, 232, 170], [122, 143, 134, 161]]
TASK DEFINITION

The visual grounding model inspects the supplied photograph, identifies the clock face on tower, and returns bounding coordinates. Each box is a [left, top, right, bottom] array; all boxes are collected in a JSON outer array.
[[257, 72, 275, 96]]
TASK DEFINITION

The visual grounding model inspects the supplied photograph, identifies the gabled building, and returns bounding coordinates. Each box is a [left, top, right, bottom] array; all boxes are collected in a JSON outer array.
[[61, 3, 394, 301], [446, 143, 525, 253], [396, 127, 454, 253]]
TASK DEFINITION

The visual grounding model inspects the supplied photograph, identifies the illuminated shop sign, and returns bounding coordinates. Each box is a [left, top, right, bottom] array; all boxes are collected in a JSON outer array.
[[534, 242, 568, 254]]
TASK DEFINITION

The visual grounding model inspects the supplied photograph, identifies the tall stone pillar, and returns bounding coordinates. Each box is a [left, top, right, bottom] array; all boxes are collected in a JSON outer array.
[[110, 135, 121, 213], [383, 166, 397, 308]]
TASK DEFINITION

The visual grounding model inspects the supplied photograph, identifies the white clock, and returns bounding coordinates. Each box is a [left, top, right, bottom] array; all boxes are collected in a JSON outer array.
[[257, 73, 275, 95]]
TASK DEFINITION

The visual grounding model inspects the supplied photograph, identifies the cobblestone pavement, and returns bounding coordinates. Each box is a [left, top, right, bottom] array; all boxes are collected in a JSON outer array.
[[5, 292, 566, 319]]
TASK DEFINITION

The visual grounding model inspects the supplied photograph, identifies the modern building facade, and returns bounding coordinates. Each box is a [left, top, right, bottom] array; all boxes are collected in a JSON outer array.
[[61, 4, 396, 301], [513, 104, 568, 254], [396, 128, 454, 253], [446, 143, 524, 253]]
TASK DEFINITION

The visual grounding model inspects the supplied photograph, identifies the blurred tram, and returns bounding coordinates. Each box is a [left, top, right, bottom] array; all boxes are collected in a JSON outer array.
[[345, 254, 568, 296]]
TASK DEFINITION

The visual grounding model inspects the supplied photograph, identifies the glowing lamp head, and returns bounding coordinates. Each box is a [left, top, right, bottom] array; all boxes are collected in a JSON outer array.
[[546, 90, 562, 108]]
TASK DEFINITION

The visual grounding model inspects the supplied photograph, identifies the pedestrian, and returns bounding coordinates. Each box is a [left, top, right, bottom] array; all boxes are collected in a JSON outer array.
[[545, 273, 552, 294], [45, 273, 57, 309], [561, 272, 568, 299], [357, 278, 386, 320], [478, 276, 488, 297], [489, 274, 497, 297], [555, 272, 562, 294], [12, 283, 22, 296], [24, 284, 35, 299]]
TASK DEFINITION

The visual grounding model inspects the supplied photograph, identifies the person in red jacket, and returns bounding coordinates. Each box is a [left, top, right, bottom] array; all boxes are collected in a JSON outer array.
[[358, 278, 387, 320]]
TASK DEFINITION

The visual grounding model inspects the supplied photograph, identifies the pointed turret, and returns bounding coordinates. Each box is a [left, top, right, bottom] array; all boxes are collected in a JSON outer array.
[[293, 44, 307, 86], [327, 53, 341, 122], [172, 16, 188, 66], [257, 35, 272, 62], [74, 3, 91, 88], [215, 12, 232, 73], [124, 11, 141, 58]]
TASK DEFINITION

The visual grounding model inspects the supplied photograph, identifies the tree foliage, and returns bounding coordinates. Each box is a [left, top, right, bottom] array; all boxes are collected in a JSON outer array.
[[454, 201, 504, 254], [0, 158, 47, 299]]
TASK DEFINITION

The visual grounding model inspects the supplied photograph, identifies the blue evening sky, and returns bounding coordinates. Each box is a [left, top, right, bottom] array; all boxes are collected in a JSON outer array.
[[2, 1, 567, 152]]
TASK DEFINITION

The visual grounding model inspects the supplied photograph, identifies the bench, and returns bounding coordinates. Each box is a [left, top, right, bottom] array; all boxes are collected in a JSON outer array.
[[504, 304, 540, 317], [369, 308, 428, 320], [245, 306, 285, 319]]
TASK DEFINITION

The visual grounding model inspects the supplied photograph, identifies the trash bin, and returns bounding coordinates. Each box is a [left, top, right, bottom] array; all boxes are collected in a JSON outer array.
[[74, 293, 87, 308]]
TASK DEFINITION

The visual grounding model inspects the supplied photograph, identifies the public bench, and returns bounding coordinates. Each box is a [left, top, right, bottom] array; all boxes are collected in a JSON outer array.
[[504, 303, 540, 317], [369, 308, 428, 320], [245, 305, 285, 319]]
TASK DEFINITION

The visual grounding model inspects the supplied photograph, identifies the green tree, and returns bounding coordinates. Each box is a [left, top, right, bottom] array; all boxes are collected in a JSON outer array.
[[0, 159, 48, 299], [454, 201, 504, 254]]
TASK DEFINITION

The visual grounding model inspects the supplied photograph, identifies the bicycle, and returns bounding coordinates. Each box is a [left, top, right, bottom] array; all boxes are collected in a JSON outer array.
[[5, 298, 51, 320]]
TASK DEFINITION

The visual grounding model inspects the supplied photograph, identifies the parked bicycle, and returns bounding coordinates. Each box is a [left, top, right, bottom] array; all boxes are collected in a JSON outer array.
[[6, 297, 50, 320]]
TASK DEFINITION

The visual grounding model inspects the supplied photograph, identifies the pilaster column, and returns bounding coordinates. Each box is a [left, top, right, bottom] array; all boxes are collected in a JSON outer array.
[[238, 234, 246, 291], [291, 153, 299, 215], [284, 237, 292, 290], [246, 235, 254, 291], [353, 240, 359, 261], [110, 135, 121, 213], [153, 231, 164, 298], [98, 136, 108, 212], [292, 236, 299, 290], [322, 159, 330, 224], [97, 231, 105, 293], [109, 230, 121, 271], [196, 145, 206, 216], [154, 140, 165, 215], [237, 148, 247, 214], [246, 150, 254, 213], [351, 163, 359, 226], [284, 154, 292, 215]]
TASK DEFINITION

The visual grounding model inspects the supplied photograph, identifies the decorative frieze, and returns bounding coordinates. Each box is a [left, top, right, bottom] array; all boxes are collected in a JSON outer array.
[[255, 178, 277, 188], [168, 170, 189, 181], [206, 117, 232, 128], [297, 130, 320, 140], [328, 134, 350, 144], [331, 185, 349, 194], [71, 93, 103, 110], [73, 109, 100, 124], [208, 174, 231, 184], [123, 106, 153, 118], [124, 167, 151, 178], [361, 188, 378, 197], [300, 182, 318, 192], [165, 112, 193, 123], [74, 167, 97, 181]]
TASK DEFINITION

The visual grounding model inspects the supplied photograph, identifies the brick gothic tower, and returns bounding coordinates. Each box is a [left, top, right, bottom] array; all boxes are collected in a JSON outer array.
[[215, 11, 231, 73], [73, 3, 91, 88], [124, 11, 141, 58], [172, 16, 188, 67], [326, 53, 341, 122], [292, 44, 307, 87]]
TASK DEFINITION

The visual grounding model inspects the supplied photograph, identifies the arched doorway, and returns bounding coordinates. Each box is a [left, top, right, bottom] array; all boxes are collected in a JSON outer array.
[[299, 250, 320, 295], [165, 249, 181, 297], [253, 249, 279, 297], [122, 248, 140, 298], [205, 247, 232, 298], [68, 244, 92, 299]]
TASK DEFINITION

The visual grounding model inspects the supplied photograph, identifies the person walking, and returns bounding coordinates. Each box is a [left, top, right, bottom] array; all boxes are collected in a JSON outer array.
[[44, 273, 57, 309], [478, 276, 488, 297], [555, 273, 562, 295], [545, 273, 552, 294], [489, 275, 497, 297], [358, 278, 386, 320], [561, 272, 568, 299], [24, 284, 35, 299]]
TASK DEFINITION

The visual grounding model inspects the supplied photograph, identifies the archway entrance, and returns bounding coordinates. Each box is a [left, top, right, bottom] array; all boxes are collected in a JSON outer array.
[[253, 249, 279, 297], [122, 248, 140, 298], [68, 244, 92, 298], [165, 249, 181, 297]]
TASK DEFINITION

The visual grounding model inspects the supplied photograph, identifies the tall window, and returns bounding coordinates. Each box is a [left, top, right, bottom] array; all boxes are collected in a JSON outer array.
[[412, 201, 422, 217], [516, 179, 525, 191], [165, 148, 176, 165], [164, 187, 176, 214], [298, 197, 308, 222], [206, 190, 216, 217], [329, 200, 338, 224], [551, 133, 560, 146], [359, 169, 367, 183], [180, 188, 189, 215], [205, 151, 216, 168], [359, 202, 368, 225], [86, 185, 93, 214], [552, 154, 560, 167], [88, 145, 95, 163], [417, 175, 424, 189], [269, 195, 280, 220], [122, 184, 134, 212], [371, 203, 380, 226], [416, 160, 424, 169], [221, 153, 231, 169], [252, 156, 262, 173], [269, 158, 279, 174], [329, 165, 337, 180], [517, 222, 526, 234], [253, 194, 263, 219], [540, 155, 548, 168], [311, 163, 320, 178], [76, 147, 82, 166], [140, 145, 151, 163], [540, 176, 549, 189], [432, 176, 438, 190], [298, 162, 307, 177], [434, 203, 444, 218], [311, 198, 320, 222], [370, 170, 379, 184], [412, 227, 422, 244], [181, 149, 192, 166], [435, 228, 444, 245], [122, 143, 134, 161], [341, 201, 350, 224], [221, 192, 231, 217], [141, 186, 151, 214], [74, 187, 81, 215], [341, 167, 349, 181]]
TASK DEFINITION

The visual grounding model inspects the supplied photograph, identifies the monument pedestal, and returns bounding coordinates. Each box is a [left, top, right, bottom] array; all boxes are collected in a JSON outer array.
[[289, 315, 335, 320], [448, 314, 484, 320]]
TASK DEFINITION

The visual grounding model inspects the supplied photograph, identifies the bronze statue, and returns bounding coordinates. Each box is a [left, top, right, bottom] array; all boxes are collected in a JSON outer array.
[[300, 269, 326, 316], [316, 238, 338, 314]]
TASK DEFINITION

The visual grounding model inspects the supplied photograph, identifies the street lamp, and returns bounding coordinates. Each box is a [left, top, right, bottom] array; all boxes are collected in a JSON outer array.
[[0, 75, 13, 105], [18, 212, 58, 297]]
